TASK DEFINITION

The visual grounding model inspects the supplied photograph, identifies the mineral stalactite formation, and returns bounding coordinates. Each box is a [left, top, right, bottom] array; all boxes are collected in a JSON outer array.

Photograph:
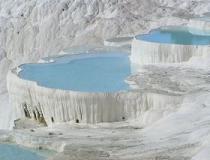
[[131, 27, 210, 67], [7, 69, 182, 126]]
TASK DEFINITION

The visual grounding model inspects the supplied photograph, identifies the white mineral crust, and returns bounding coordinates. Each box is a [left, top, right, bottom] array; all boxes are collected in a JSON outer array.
[[1, 0, 210, 160]]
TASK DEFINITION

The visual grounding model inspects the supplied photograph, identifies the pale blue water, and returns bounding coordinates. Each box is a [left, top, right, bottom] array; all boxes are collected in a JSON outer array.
[[136, 27, 210, 45], [19, 52, 131, 92], [0, 144, 44, 160]]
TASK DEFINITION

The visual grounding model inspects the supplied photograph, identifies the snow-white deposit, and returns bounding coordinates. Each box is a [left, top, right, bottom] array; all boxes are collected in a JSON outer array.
[[131, 36, 210, 67], [7, 68, 183, 126], [188, 17, 210, 35], [0, 0, 194, 130], [10, 64, 210, 160], [130, 25, 210, 67], [1, 0, 210, 160]]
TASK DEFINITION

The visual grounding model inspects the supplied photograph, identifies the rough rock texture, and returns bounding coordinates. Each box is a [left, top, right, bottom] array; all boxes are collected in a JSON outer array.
[[0, 0, 208, 64], [0, 0, 190, 64]]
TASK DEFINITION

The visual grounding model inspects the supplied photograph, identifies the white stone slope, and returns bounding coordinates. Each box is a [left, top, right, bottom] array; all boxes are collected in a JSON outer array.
[[0, 0, 208, 130], [1, 0, 210, 159], [0, 0, 193, 64]]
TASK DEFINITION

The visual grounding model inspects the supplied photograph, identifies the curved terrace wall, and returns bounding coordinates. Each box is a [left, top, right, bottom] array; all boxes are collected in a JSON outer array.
[[7, 69, 182, 126], [130, 36, 210, 66]]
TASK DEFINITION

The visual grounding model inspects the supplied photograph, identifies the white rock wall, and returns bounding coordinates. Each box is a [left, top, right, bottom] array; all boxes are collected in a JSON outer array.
[[188, 18, 210, 35], [130, 37, 210, 67], [0, 0, 205, 129], [7, 70, 182, 126]]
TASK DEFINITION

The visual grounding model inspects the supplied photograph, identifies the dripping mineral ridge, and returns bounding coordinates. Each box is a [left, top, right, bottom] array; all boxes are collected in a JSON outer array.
[[1, 0, 210, 160]]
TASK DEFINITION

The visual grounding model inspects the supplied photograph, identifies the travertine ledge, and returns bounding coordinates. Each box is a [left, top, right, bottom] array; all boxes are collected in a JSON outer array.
[[7, 69, 182, 126], [130, 37, 210, 67]]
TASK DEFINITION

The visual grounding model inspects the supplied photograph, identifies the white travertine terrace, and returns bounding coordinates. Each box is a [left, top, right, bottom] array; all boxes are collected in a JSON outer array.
[[2, 0, 210, 159], [188, 18, 210, 35], [130, 37, 210, 66], [7, 68, 182, 126]]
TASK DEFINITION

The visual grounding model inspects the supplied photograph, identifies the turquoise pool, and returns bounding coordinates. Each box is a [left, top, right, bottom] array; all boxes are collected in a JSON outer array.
[[136, 27, 210, 45], [0, 144, 44, 160], [19, 52, 131, 93]]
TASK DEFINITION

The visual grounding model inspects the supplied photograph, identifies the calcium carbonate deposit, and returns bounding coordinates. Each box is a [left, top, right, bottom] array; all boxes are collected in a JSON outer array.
[[131, 26, 210, 66], [188, 17, 210, 35], [1, 0, 210, 160]]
